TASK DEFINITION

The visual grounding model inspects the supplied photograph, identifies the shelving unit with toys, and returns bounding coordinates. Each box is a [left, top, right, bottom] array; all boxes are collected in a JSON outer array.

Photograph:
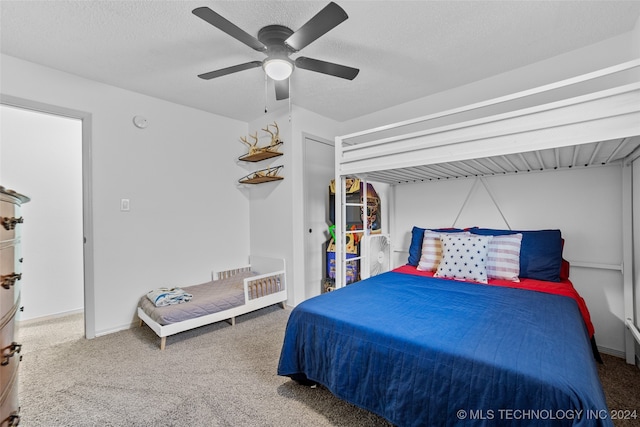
[[324, 179, 381, 292]]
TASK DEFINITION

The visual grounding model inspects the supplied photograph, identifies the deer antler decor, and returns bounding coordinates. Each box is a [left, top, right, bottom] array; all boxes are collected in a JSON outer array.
[[261, 122, 282, 152], [239, 132, 260, 156], [238, 122, 284, 162]]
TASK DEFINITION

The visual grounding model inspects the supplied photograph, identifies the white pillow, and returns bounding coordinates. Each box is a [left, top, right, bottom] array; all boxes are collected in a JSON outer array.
[[486, 233, 522, 282], [434, 234, 491, 284]]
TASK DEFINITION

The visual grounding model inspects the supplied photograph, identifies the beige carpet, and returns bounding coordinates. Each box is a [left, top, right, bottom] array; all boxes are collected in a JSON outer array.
[[17, 306, 391, 427], [16, 307, 640, 426]]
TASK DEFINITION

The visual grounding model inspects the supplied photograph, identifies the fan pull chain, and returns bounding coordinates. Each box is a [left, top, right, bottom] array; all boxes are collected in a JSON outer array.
[[288, 78, 291, 122], [264, 73, 268, 114]]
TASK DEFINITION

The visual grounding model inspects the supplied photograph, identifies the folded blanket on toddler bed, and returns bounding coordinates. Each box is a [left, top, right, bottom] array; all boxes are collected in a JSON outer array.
[[139, 271, 254, 325], [146, 287, 193, 307]]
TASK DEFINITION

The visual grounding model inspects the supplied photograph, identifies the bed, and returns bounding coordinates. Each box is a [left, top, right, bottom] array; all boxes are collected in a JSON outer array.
[[279, 59, 640, 425], [331, 59, 640, 364], [278, 230, 611, 426], [138, 256, 286, 349]]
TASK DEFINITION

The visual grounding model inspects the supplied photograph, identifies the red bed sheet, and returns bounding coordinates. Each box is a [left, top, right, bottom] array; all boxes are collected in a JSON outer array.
[[393, 264, 595, 338]]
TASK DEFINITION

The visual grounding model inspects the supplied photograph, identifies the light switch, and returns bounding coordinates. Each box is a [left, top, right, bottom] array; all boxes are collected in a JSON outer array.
[[120, 199, 130, 212]]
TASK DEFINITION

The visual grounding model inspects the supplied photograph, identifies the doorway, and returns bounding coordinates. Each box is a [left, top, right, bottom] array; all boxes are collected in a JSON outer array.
[[0, 97, 94, 338], [303, 135, 334, 300]]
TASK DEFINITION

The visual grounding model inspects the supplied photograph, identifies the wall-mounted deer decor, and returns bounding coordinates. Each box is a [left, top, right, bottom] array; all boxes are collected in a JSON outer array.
[[261, 122, 282, 152], [239, 132, 260, 156], [239, 122, 283, 157]]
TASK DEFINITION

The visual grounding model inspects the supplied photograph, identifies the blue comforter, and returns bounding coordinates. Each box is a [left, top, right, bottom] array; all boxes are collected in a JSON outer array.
[[278, 272, 611, 426]]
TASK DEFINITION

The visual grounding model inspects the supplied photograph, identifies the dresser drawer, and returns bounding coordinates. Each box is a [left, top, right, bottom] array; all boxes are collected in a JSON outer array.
[[0, 247, 18, 322], [0, 361, 19, 427], [0, 307, 19, 407]]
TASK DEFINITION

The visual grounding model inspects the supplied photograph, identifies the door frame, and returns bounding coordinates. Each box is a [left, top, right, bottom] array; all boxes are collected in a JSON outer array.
[[1, 94, 95, 339]]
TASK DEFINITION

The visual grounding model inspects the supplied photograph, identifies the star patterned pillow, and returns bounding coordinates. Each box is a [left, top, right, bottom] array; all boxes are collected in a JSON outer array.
[[417, 231, 470, 272], [434, 234, 491, 284]]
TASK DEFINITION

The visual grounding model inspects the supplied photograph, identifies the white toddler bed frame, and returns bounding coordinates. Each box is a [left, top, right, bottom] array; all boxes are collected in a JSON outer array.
[[138, 256, 287, 350]]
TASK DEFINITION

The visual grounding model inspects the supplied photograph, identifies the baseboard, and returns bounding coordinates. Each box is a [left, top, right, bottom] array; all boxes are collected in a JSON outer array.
[[94, 320, 140, 338], [597, 346, 626, 359], [598, 346, 640, 369], [18, 308, 84, 325]]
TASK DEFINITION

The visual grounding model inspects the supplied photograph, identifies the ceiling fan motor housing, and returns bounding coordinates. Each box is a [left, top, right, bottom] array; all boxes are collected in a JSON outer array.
[[258, 25, 294, 56]]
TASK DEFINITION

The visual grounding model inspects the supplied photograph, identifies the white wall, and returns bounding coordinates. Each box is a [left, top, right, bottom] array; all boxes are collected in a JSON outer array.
[[246, 108, 293, 301], [248, 105, 340, 307], [0, 105, 84, 320], [391, 166, 626, 354], [1, 54, 250, 336]]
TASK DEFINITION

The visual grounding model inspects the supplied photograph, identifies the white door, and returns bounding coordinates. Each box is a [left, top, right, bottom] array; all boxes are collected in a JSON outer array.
[[304, 136, 334, 299]]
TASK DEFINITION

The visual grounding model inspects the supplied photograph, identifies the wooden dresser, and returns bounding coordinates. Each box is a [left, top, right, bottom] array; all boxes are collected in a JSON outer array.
[[0, 186, 29, 426]]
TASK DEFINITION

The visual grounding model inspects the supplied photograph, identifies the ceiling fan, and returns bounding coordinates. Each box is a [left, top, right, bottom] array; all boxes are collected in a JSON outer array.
[[192, 2, 359, 101]]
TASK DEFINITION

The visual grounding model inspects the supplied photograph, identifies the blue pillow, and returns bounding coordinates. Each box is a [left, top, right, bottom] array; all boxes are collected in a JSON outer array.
[[469, 227, 563, 282], [408, 226, 427, 266], [407, 226, 465, 266]]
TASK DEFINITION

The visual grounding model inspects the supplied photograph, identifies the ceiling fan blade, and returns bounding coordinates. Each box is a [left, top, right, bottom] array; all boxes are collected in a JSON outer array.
[[193, 7, 266, 52], [295, 57, 359, 80], [285, 2, 348, 52], [274, 79, 289, 100], [198, 61, 263, 80]]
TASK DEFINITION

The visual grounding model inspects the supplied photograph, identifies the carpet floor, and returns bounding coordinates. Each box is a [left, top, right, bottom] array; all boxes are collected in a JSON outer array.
[[16, 306, 640, 426]]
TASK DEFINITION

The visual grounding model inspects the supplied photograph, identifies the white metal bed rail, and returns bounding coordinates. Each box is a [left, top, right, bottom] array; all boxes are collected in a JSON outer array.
[[626, 319, 640, 347], [339, 59, 640, 144], [339, 84, 640, 178], [335, 176, 369, 289]]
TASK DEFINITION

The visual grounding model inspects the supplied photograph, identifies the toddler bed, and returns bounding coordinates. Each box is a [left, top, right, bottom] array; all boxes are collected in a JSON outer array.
[[278, 228, 611, 426], [138, 256, 286, 349]]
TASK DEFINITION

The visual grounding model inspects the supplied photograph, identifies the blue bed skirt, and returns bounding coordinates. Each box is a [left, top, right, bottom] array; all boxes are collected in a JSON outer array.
[[278, 272, 611, 426]]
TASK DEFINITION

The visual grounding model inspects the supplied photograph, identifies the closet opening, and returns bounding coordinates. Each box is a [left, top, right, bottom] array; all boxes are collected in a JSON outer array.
[[0, 96, 94, 339]]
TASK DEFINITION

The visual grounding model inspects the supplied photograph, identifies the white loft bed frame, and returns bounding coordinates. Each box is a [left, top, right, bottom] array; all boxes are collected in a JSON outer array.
[[334, 59, 640, 364], [138, 256, 286, 350]]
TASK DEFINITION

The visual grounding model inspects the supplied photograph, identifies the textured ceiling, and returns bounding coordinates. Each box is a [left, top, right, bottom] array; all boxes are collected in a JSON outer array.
[[1, 1, 639, 123]]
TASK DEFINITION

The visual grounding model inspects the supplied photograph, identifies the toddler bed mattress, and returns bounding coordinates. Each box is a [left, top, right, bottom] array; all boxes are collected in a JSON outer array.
[[138, 271, 254, 325]]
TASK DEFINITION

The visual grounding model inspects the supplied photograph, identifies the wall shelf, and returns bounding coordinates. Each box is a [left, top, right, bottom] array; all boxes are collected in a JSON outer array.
[[238, 165, 284, 185], [238, 151, 283, 163], [239, 176, 284, 185]]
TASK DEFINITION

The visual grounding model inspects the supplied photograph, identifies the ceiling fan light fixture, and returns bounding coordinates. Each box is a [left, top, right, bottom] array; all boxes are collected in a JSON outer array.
[[263, 58, 293, 81]]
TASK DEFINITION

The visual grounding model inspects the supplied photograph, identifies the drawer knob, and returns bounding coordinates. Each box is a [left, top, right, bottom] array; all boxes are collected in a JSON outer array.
[[0, 341, 22, 366], [0, 273, 21, 290], [1, 342, 22, 366], [1, 216, 23, 231], [7, 411, 20, 426]]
